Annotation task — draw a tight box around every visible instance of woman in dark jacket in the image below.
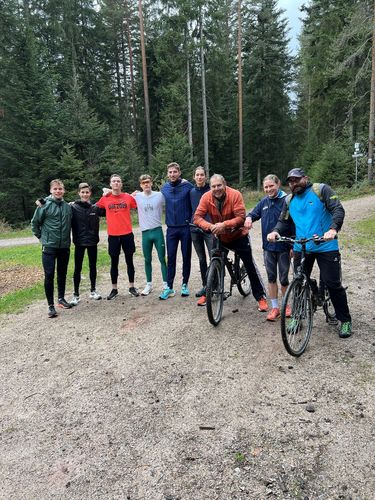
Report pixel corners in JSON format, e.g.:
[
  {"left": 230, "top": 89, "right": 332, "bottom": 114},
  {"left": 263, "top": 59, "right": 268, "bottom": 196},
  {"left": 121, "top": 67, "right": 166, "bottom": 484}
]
[{"left": 70, "top": 183, "right": 105, "bottom": 304}]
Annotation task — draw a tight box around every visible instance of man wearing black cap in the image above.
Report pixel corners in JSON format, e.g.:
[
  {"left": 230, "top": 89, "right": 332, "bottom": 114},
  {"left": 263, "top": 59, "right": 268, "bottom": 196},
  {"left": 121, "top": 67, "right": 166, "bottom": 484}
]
[{"left": 267, "top": 168, "right": 352, "bottom": 338}]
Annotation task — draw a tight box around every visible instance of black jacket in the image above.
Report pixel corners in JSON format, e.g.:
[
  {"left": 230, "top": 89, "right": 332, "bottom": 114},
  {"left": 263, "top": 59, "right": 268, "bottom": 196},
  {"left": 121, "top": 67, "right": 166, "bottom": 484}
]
[{"left": 71, "top": 201, "right": 105, "bottom": 247}]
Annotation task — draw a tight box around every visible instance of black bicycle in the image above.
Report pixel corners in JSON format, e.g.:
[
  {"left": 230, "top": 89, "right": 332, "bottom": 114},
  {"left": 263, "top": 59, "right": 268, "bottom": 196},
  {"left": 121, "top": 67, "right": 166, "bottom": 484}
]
[
  {"left": 276, "top": 235, "right": 338, "bottom": 357},
  {"left": 205, "top": 233, "right": 252, "bottom": 326}
]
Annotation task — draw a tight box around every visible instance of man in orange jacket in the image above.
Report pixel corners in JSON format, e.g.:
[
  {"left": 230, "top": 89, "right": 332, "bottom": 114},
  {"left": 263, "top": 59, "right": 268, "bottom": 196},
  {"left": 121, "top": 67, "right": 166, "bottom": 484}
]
[{"left": 194, "top": 174, "right": 267, "bottom": 311}]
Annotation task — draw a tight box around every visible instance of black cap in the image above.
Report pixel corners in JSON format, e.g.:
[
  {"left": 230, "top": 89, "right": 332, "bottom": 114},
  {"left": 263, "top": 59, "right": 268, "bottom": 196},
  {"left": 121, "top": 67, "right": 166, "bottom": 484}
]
[{"left": 286, "top": 168, "right": 306, "bottom": 181}]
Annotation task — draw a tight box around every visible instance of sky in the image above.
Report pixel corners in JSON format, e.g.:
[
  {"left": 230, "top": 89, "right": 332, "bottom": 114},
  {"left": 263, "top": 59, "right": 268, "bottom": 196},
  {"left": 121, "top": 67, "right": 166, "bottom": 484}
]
[{"left": 277, "top": 0, "right": 306, "bottom": 54}]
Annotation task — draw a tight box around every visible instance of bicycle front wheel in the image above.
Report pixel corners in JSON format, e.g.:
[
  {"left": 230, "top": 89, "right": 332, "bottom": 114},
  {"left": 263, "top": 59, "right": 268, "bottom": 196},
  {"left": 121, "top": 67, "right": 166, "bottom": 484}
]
[
  {"left": 206, "top": 258, "right": 224, "bottom": 326},
  {"left": 281, "top": 279, "right": 313, "bottom": 357},
  {"left": 236, "top": 260, "right": 251, "bottom": 297}
]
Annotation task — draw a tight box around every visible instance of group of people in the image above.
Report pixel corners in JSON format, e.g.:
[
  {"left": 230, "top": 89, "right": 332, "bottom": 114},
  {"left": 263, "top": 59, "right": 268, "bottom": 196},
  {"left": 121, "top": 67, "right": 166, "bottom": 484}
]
[{"left": 31, "top": 163, "right": 352, "bottom": 339}]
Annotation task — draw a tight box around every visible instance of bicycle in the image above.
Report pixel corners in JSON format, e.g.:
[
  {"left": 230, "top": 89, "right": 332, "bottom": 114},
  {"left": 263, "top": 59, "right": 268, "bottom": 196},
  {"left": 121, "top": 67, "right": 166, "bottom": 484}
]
[
  {"left": 190, "top": 224, "right": 252, "bottom": 325},
  {"left": 275, "top": 235, "right": 338, "bottom": 357}
]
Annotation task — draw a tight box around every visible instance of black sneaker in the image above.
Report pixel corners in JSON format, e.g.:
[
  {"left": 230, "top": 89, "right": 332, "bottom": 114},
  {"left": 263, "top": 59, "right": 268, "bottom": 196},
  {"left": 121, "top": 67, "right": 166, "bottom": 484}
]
[
  {"left": 48, "top": 305, "right": 58, "bottom": 318},
  {"left": 107, "top": 289, "right": 118, "bottom": 300},
  {"left": 57, "top": 298, "right": 72, "bottom": 309},
  {"left": 128, "top": 287, "right": 140, "bottom": 297}
]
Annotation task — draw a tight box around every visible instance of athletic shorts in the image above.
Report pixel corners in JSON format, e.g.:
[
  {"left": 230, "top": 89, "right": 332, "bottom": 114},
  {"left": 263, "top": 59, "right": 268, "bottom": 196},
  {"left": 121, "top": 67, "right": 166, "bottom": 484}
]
[{"left": 263, "top": 250, "right": 290, "bottom": 286}]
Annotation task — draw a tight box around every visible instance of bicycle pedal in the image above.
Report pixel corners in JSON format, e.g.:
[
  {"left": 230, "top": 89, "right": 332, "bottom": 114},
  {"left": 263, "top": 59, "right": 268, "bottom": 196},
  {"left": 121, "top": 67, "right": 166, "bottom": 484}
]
[{"left": 223, "top": 292, "right": 231, "bottom": 301}]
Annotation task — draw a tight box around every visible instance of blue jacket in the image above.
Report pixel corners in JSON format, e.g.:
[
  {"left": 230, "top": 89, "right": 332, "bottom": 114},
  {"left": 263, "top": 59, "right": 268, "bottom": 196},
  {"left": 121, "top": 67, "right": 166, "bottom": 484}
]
[
  {"left": 248, "top": 190, "right": 289, "bottom": 252},
  {"left": 161, "top": 178, "right": 193, "bottom": 227},
  {"left": 275, "top": 184, "right": 343, "bottom": 253},
  {"left": 190, "top": 184, "right": 211, "bottom": 232}
]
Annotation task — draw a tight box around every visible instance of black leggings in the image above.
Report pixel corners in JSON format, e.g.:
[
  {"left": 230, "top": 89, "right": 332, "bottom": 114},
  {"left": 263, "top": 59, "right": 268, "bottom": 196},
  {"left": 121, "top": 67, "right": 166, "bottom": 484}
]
[
  {"left": 108, "top": 233, "right": 136, "bottom": 285},
  {"left": 73, "top": 245, "right": 98, "bottom": 295},
  {"left": 42, "top": 247, "right": 70, "bottom": 305}
]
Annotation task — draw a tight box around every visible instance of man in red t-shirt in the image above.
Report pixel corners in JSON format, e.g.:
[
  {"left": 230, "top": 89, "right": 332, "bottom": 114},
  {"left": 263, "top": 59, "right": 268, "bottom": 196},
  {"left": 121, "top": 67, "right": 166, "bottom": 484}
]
[{"left": 96, "top": 174, "right": 139, "bottom": 299}]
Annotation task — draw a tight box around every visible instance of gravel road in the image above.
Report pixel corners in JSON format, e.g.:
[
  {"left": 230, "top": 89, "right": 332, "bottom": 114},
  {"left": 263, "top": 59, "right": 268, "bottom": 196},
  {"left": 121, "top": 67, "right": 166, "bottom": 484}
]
[{"left": 0, "top": 195, "right": 375, "bottom": 499}]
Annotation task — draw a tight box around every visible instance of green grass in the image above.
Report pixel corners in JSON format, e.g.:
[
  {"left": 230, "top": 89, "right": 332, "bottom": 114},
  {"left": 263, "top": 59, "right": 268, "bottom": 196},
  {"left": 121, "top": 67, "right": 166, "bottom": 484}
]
[
  {"left": 0, "top": 245, "right": 110, "bottom": 315},
  {"left": 0, "top": 227, "right": 33, "bottom": 239},
  {"left": 351, "top": 213, "right": 375, "bottom": 248}
]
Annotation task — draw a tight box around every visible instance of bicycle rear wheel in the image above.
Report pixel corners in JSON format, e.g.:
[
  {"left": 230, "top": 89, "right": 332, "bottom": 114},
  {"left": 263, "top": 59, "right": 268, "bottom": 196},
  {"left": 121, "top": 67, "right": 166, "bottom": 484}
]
[
  {"left": 206, "top": 259, "right": 224, "bottom": 326},
  {"left": 281, "top": 279, "right": 313, "bottom": 357},
  {"left": 236, "top": 259, "right": 251, "bottom": 297},
  {"left": 322, "top": 285, "right": 338, "bottom": 325}
]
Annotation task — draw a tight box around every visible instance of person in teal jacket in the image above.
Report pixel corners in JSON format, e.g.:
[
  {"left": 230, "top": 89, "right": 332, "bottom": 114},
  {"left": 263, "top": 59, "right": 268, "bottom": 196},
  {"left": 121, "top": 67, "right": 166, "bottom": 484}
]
[
  {"left": 31, "top": 179, "right": 72, "bottom": 318},
  {"left": 267, "top": 168, "right": 352, "bottom": 338}
]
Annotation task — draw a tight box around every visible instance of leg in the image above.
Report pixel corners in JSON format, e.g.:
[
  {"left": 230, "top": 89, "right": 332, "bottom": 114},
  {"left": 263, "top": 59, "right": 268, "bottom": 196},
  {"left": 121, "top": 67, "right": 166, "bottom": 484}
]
[
  {"left": 153, "top": 227, "right": 168, "bottom": 283},
  {"left": 56, "top": 248, "right": 70, "bottom": 300},
  {"left": 227, "top": 236, "right": 266, "bottom": 302},
  {"left": 180, "top": 226, "right": 192, "bottom": 285},
  {"left": 142, "top": 230, "right": 154, "bottom": 283},
  {"left": 316, "top": 252, "right": 351, "bottom": 323},
  {"left": 191, "top": 231, "right": 209, "bottom": 287},
  {"left": 108, "top": 236, "right": 121, "bottom": 287},
  {"left": 42, "top": 248, "right": 56, "bottom": 305},
  {"left": 121, "top": 233, "right": 136, "bottom": 285},
  {"left": 73, "top": 246, "right": 85, "bottom": 295},
  {"left": 277, "top": 251, "right": 291, "bottom": 298},
  {"left": 166, "top": 227, "right": 179, "bottom": 289},
  {"left": 87, "top": 245, "right": 98, "bottom": 292}
]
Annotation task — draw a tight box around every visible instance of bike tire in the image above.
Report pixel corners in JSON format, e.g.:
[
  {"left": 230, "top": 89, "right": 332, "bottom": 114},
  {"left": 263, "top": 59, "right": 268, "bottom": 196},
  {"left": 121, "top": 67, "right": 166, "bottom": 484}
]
[
  {"left": 206, "top": 258, "right": 224, "bottom": 326},
  {"left": 322, "top": 285, "right": 338, "bottom": 325},
  {"left": 236, "top": 260, "right": 251, "bottom": 297},
  {"left": 281, "top": 279, "right": 313, "bottom": 357}
]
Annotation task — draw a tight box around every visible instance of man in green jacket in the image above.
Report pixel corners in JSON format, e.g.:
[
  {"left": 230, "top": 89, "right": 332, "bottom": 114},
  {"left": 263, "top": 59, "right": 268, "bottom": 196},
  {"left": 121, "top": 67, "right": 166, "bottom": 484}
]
[{"left": 31, "top": 179, "right": 72, "bottom": 318}]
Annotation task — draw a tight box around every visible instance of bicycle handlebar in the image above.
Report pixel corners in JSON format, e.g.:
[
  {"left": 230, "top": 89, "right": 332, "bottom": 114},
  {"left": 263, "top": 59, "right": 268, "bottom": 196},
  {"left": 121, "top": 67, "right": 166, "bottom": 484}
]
[
  {"left": 188, "top": 222, "right": 242, "bottom": 234},
  {"left": 275, "top": 234, "right": 336, "bottom": 245}
]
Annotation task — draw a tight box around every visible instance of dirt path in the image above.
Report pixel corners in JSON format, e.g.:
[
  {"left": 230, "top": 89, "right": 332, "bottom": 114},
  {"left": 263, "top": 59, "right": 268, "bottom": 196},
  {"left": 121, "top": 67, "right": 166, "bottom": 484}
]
[{"left": 1, "top": 196, "right": 375, "bottom": 499}]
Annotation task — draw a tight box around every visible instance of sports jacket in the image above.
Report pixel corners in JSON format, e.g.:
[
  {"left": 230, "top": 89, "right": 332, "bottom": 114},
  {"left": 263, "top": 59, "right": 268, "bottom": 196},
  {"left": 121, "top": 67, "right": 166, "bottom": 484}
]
[
  {"left": 71, "top": 201, "right": 105, "bottom": 246},
  {"left": 31, "top": 196, "right": 72, "bottom": 248},
  {"left": 161, "top": 178, "right": 193, "bottom": 227}
]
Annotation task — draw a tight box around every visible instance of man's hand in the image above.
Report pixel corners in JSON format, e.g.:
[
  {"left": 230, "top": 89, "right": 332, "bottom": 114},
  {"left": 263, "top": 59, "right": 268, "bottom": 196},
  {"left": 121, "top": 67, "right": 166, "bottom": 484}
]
[
  {"left": 323, "top": 228, "right": 337, "bottom": 241},
  {"left": 267, "top": 231, "right": 280, "bottom": 242},
  {"left": 102, "top": 188, "right": 111, "bottom": 196},
  {"left": 211, "top": 222, "right": 226, "bottom": 235},
  {"left": 244, "top": 217, "right": 253, "bottom": 230}
]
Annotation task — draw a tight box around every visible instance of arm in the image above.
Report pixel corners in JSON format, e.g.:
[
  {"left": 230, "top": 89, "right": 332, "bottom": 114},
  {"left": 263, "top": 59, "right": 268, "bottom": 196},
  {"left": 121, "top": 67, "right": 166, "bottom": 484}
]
[
  {"left": 194, "top": 196, "right": 212, "bottom": 232},
  {"left": 31, "top": 206, "right": 45, "bottom": 239},
  {"left": 245, "top": 199, "right": 263, "bottom": 229}
]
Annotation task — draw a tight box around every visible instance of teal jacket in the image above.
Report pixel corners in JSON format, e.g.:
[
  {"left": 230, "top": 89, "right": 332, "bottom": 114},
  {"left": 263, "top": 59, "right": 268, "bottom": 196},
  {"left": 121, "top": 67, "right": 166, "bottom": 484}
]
[{"left": 31, "top": 196, "right": 72, "bottom": 248}]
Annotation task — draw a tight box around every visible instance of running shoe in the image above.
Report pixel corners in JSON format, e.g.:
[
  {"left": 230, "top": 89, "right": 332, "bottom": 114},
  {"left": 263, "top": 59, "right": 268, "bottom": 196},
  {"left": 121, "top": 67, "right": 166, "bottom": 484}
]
[
  {"left": 70, "top": 295, "right": 80, "bottom": 306},
  {"left": 197, "top": 295, "right": 206, "bottom": 306},
  {"left": 107, "top": 289, "right": 118, "bottom": 300},
  {"left": 195, "top": 287, "right": 206, "bottom": 298},
  {"left": 90, "top": 290, "right": 102, "bottom": 300},
  {"left": 266, "top": 307, "right": 280, "bottom": 321},
  {"left": 129, "top": 287, "right": 140, "bottom": 297},
  {"left": 141, "top": 283, "right": 153, "bottom": 296},
  {"left": 285, "top": 304, "right": 292, "bottom": 317},
  {"left": 159, "top": 288, "right": 176, "bottom": 300},
  {"left": 181, "top": 283, "right": 190, "bottom": 297},
  {"left": 48, "top": 305, "right": 58, "bottom": 318},
  {"left": 57, "top": 298, "right": 72, "bottom": 309},
  {"left": 339, "top": 321, "right": 352, "bottom": 338},
  {"left": 257, "top": 297, "right": 268, "bottom": 312}
]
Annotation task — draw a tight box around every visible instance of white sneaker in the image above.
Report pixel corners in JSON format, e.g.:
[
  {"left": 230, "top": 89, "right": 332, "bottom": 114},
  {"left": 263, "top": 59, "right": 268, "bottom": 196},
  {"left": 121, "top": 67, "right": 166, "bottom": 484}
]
[
  {"left": 90, "top": 290, "right": 102, "bottom": 300},
  {"left": 141, "top": 283, "right": 153, "bottom": 296},
  {"left": 70, "top": 295, "right": 80, "bottom": 306}
]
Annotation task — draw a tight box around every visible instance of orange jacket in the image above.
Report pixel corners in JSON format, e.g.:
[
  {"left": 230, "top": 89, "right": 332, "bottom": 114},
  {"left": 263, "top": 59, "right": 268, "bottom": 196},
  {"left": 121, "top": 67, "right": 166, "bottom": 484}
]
[{"left": 193, "top": 186, "right": 248, "bottom": 243}]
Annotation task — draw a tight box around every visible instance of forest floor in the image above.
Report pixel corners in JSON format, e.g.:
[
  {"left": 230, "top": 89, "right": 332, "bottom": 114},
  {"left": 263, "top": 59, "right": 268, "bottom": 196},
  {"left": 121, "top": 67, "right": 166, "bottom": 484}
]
[{"left": 1, "top": 195, "right": 375, "bottom": 500}]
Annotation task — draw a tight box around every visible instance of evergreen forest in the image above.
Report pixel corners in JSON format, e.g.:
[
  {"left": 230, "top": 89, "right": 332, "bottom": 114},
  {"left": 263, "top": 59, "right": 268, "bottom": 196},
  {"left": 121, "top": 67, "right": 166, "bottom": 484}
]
[{"left": 0, "top": 0, "right": 374, "bottom": 224}]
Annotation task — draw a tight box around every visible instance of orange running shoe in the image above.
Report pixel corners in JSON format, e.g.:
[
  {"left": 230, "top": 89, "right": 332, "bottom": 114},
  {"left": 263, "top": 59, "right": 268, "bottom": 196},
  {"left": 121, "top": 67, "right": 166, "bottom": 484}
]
[
  {"left": 197, "top": 295, "right": 206, "bottom": 306},
  {"left": 266, "top": 307, "right": 280, "bottom": 321},
  {"left": 285, "top": 304, "right": 292, "bottom": 317},
  {"left": 257, "top": 297, "right": 269, "bottom": 312}
]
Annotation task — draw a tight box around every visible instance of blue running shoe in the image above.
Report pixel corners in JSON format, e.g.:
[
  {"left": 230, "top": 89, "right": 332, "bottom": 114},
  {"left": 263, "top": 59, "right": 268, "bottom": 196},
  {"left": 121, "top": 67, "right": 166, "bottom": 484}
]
[
  {"left": 159, "top": 287, "right": 176, "bottom": 300},
  {"left": 181, "top": 283, "right": 189, "bottom": 297}
]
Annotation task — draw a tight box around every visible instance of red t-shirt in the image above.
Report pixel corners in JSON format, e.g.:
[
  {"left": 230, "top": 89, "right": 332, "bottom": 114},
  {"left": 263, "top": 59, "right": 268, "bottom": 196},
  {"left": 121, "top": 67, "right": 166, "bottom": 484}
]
[{"left": 96, "top": 193, "right": 137, "bottom": 236}]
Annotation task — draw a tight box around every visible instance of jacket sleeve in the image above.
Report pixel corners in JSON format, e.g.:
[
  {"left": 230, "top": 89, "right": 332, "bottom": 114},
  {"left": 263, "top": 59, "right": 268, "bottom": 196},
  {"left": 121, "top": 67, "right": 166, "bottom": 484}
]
[
  {"left": 320, "top": 184, "right": 345, "bottom": 231},
  {"left": 273, "top": 199, "right": 295, "bottom": 236},
  {"left": 222, "top": 191, "right": 246, "bottom": 230},
  {"left": 193, "top": 196, "right": 212, "bottom": 232},
  {"left": 247, "top": 199, "right": 263, "bottom": 221},
  {"left": 31, "top": 206, "right": 45, "bottom": 239}
]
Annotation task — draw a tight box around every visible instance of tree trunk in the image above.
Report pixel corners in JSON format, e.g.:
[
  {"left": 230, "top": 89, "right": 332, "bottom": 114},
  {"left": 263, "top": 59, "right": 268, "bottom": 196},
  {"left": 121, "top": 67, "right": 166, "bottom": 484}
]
[
  {"left": 138, "top": 0, "right": 152, "bottom": 164},
  {"left": 187, "top": 53, "right": 193, "bottom": 152},
  {"left": 368, "top": 0, "right": 375, "bottom": 183},
  {"left": 124, "top": 0, "right": 138, "bottom": 140},
  {"left": 237, "top": 0, "right": 243, "bottom": 183},
  {"left": 200, "top": 10, "right": 209, "bottom": 175}
]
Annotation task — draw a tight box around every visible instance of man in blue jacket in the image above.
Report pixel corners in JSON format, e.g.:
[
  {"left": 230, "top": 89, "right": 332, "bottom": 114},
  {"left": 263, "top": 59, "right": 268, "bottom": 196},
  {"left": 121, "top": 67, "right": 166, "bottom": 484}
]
[
  {"left": 267, "top": 168, "right": 352, "bottom": 338},
  {"left": 160, "top": 162, "right": 193, "bottom": 299}
]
